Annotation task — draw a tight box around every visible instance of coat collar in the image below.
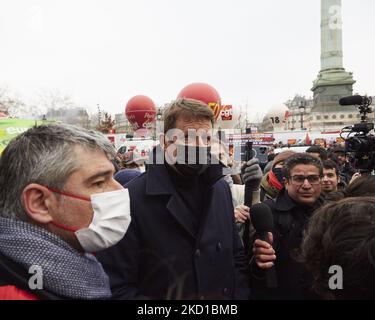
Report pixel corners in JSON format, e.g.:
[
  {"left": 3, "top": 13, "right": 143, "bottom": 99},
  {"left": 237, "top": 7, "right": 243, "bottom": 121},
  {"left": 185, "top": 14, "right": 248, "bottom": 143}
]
[
  {"left": 275, "top": 188, "right": 325, "bottom": 213},
  {"left": 145, "top": 163, "right": 196, "bottom": 239},
  {"left": 275, "top": 188, "right": 296, "bottom": 212},
  {"left": 144, "top": 146, "right": 225, "bottom": 240}
]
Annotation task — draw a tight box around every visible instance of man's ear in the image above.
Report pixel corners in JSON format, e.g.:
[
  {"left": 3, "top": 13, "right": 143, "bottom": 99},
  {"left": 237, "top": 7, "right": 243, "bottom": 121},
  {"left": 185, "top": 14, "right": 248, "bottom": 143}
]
[
  {"left": 283, "top": 177, "right": 289, "bottom": 189},
  {"left": 22, "top": 184, "right": 54, "bottom": 225}
]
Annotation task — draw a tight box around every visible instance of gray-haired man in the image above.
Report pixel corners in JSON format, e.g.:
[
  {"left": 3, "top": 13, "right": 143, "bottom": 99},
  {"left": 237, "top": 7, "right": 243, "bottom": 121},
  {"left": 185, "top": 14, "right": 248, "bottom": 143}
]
[{"left": 0, "top": 124, "right": 131, "bottom": 300}]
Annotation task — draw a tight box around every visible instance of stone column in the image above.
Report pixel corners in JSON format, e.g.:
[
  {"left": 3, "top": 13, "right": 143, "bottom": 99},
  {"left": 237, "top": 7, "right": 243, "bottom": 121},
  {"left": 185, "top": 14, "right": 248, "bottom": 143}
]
[
  {"left": 321, "top": 0, "right": 343, "bottom": 71},
  {"left": 311, "top": 0, "right": 356, "bottom": 131}
]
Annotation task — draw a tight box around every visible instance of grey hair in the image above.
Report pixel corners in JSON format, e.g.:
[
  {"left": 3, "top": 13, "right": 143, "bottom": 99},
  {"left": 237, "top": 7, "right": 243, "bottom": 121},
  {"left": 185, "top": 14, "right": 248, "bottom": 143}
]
[{"left": 0, "top": 124, "right": 116, "bottom": 220}]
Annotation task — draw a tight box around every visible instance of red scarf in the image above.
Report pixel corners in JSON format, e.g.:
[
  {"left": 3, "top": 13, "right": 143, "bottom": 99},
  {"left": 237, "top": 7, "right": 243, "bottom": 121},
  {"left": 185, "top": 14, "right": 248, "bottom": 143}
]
[{"left": 268, "top": 170, "right": 283, "bottom": 190}]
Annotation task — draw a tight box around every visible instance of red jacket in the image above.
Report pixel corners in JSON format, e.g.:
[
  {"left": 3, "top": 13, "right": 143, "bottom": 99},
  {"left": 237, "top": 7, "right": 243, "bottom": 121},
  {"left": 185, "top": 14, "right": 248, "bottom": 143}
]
[{"left": 0, "top": 285, "right": 38, "bottom": 300}]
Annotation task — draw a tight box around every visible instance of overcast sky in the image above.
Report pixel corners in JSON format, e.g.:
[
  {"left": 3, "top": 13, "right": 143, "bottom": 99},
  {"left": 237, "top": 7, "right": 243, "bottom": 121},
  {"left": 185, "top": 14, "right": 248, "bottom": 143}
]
[{"left": 0, "top": 0, "right": 374, "bottom": 120}]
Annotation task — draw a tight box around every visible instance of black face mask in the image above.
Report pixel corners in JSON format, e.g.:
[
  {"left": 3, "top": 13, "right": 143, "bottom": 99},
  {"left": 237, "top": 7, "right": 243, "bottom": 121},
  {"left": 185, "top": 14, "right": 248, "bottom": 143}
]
[
  {"left": 272, "top": 167, "right": 284, "bottom": 185},
  {"left": 174, "top": 144, "right": 211, "bottom": 177}
]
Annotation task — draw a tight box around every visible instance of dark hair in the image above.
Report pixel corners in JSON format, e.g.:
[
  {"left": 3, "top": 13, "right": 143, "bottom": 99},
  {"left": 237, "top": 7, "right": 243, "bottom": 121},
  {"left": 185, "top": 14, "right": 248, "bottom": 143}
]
[
  {"left": 282, "top": 153, "right": 323, "bottom": 180},
  {"left": 327, "top": 152, "right": 340, "bottom": 165},
  {"left": 267, "top": 153, "right": 276, "bottom": 162},
  {"left": 306, "top": 146, "right": 328, "bottom": 161},
  {"left": 162, "top": 98, "right": 215, "bottom": 134},
  {"left": 299, "top": 197, "right": 375, "bottom": 299},
  {"left": 326, "top": 175, "right": 375, "bottom": 201},
  {"left": 322, "top": 160, "right": 339, "bottom": 177}
]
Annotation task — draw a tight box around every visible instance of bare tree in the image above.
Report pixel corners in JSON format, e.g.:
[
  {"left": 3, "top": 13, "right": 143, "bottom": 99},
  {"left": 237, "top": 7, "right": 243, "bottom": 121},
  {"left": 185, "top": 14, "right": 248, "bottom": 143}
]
[
  {"left": 38, "top": 89, "right": 77, "bottom": 111},
  {"left": 0, "top": 86, "right": 42, "bottom": 118},
  {"left": 45, "top": 106, "right": 90, "bottom": 128},
  {"left": 0, "top": 86, "right": 12, "bottom": 115},
  {"left": 88, "top": 112, "right": 101, "bottom": 130},
  {"left": 0, "top": 86, "right": 9, "bottom": 102},
  {"left": 39, "top": 89, "right": 90, "bottom": 128}
]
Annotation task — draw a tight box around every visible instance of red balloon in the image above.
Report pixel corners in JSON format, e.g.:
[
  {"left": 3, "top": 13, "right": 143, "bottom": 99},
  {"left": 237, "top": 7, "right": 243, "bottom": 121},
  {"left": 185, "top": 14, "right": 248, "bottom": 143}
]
[
  {"left": 125, "top": 95, "right": 156, "bottom": 131},
  {"left": 177, "top": 82, "right": 222, "bottom": 120}
]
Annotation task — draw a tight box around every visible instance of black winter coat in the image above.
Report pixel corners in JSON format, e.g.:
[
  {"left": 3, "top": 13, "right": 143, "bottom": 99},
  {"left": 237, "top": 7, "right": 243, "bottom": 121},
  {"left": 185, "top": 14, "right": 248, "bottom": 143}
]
[
  {"left": 97, "top": 162, "right": 250, "bottom": 300},
  {"left": 250, "top": 188, "right": 324, "bottom": 300}
]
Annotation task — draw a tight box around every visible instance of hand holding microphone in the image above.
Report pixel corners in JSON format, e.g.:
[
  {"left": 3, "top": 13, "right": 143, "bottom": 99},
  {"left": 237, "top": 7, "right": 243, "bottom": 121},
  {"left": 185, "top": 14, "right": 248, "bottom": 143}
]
[
  {"left": 251, "top": 203, "right": 278, "bottom": 288},
  {"left": 253, "top": 232, "right": 276, "bottom": 269}
]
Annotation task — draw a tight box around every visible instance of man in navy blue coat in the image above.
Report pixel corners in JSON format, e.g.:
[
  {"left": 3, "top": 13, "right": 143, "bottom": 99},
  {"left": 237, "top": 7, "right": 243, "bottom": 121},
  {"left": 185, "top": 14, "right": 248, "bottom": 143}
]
[{"left": 97, "top": 98, "right": 250, "bottom": 300}]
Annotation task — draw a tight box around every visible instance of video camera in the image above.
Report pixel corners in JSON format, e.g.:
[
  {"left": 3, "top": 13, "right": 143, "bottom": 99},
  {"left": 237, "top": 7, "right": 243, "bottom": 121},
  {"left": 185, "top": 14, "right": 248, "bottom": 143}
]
[{"left": 339, "top": 95, "right": 375, "bottom": 173}]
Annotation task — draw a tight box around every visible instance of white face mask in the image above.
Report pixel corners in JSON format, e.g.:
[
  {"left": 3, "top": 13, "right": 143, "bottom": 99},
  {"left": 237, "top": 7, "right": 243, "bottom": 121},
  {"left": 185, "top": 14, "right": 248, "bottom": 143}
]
[
  {"left": 75, "top": 189, "right": 131, "bottom": 252},
  {"left": 49, "top": 188, "right": 131, "bottom": 253}
]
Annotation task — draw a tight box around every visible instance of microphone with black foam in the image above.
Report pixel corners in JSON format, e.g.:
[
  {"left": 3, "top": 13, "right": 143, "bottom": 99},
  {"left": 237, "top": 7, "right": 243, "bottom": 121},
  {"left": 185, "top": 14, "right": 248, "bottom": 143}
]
[
  {"left": 339, "top": 95, "right": 372, "bottom": 106},
  {"left": 251, "top": 202, "right": 278, "bottom": 288},
  {"left": 242, "top": 141, "right": 254, "bottom": 258}
]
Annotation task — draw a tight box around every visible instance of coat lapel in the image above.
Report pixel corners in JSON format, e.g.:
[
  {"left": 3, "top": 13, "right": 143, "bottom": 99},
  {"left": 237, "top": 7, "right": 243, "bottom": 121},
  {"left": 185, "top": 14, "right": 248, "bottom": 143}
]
[
  {"left": 166, "top": 194, "right": 196, "bottom": 240},
  {"left": 146, "top": 162, "right": 196, "bottom": 240}
]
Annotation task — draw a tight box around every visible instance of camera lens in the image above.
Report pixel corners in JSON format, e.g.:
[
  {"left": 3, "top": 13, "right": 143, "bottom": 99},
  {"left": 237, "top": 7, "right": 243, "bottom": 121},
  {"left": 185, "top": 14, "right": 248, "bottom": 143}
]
[{"left": 346, "top": 137, "right": 362, "bottom": 152}]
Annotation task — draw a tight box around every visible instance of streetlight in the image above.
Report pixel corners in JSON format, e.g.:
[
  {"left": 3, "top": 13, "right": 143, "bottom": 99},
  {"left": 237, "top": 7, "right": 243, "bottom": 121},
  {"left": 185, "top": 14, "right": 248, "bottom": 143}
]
[
  {"left": 155, "top": 108, "right": 163, "bottom": 139},
  {"left": 156, "top": 108, "right": 163, "bottom": 121},
  {"left": 299, "top": 100, "right": 306, "bottom": 130},
  {"left": 291, "top": 113, "right": 295, "bottom": 130}
]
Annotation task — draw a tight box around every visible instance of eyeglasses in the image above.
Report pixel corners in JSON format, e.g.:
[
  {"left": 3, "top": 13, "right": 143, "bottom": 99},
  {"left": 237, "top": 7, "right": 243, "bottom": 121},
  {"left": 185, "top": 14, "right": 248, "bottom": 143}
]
[{"left": 290, "top": 175, "right": 321, "bottom": 185}]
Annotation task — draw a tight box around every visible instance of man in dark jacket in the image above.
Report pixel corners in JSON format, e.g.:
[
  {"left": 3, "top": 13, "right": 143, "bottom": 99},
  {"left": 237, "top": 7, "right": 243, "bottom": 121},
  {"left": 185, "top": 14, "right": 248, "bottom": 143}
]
[
  {"left": 251, "top": 153, "right": 324, "bottom": 300},
  {"left": 97, "top": 98, "right": 250, "bottom": 300}
]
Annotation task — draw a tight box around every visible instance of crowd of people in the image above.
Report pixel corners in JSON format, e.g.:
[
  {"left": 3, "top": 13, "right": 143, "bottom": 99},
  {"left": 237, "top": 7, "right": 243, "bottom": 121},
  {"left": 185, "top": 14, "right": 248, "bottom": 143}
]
[{"left": 0, "top": 97, "right": 374, "bottom": 300}]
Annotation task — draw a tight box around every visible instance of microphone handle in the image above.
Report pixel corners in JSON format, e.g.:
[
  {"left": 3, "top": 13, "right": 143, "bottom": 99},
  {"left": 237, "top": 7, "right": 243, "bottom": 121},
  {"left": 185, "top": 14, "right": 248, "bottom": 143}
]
[
  {"left": 242, "top": 183, "right": 253, "bottom": 258},
  {"left": 259, "top": 231, "right": 278, "bottom": 289}
]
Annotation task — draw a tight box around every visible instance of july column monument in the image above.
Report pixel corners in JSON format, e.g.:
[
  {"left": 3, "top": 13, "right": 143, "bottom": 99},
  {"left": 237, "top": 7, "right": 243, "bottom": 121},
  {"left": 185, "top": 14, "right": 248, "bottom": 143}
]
[{"left": 311, "top": 0, "right": 356, "bottom": 130}]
